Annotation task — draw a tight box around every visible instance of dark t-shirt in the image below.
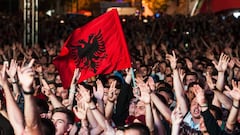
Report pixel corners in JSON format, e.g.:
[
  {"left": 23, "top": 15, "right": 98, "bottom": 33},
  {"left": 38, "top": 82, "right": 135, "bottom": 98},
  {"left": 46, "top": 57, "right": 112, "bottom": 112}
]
[{"left": 0, "top": 113, "right": 14, "bottom": 135}]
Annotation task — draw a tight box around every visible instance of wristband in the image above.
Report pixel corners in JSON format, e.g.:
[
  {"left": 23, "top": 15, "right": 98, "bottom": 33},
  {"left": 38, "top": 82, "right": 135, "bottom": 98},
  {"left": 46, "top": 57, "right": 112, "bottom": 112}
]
[
  {"left": 23, "top": 89, "right": 35, "bottom": 95},
  {"left": 232, "top": 104, "right": 240, "bottom": 109},
  {"left": 89, "top": 106, "right": 97, "bottom": 110},
  {"left": 200, "top": 104, "right": 208, "bottom": 108}
]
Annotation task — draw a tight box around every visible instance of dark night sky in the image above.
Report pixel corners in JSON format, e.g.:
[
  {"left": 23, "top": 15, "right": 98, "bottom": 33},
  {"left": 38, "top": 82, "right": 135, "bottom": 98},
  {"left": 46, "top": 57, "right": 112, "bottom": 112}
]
[{"left": 0, "top": 0, "right": 19, "bottom": 14}]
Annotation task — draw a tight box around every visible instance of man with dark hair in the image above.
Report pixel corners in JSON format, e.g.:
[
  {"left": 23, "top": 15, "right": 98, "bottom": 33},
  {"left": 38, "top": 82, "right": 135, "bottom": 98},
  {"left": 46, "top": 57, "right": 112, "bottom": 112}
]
[
  {"left": 184, "top": 71, "right": 199, "bottom": 90},
  {"left": 52, "top": 107, "right": 75, "bottom": 135},
  {"left": 124, "top": 123, "right": 150, "bottom": 135}
]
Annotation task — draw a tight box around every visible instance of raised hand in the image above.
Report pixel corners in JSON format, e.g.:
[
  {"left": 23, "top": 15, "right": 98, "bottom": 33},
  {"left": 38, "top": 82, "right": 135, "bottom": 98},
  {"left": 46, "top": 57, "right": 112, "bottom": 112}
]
[
  {"left": 135, "top": 77, "right": 151, "bottom": 104},
  {"left": 72, "top": 68, "right": 81, "bottom": 84},
  {"left": 206, "top": 72, "right": 215, "bottom": 90},
  {"left": 228, "top": 58, "right": 235, "bottom": 70},
  {"left": 78, "top": 84, "right": 91, "bottom": 103},
  {"left": 6, "top": 59, "right": 18, "bottom": 80},
  {"left": 178, "top": 68, "right": 185, "bottom": 82},
  {"left": 146, "top": 76, "right": 155, "bottom": 91},
  {"left": 107, "top": 80, "right": 119, "bottom": 102},
  {"left": 41, "top": 79, "right": 53, "bottom": 97},
  {"left": 225, "top": 80, "right": 240, "bottom": 101},
  {"left": 73, "top": 102, "right": 88, "bottom": 120},
  {"left": 93, "top": 79, "right": 104, "bottom": 100},
  {"left": 171, "top": 106, "right": 183, "bottom": 125},
  {"left": 185, "top": 58, "right": 193, "bottom": 71},
  {"left": 138, "top": 90, "right": 151, "bottom": 104},
  {"left": 192, "top": 84, "right": 206, "bottom": 106},
  {"left": 135, "top": 76, "right": 150, "bottom": 93},
  {"left": 212, "top": 53, "right": 230, "bottom": 72},
  {"left": 166, "top": 50, "right": 177, "bottom": 70},
  {"left": 17, "top": 59, "right": 35, "bottom": 91}
]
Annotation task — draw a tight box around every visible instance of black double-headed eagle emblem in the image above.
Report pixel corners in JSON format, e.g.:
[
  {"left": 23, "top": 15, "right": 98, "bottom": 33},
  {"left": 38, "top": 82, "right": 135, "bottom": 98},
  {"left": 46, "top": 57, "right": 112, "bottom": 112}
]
[{"left": 67, "top": 30, "right": 107, "bottom": 73}]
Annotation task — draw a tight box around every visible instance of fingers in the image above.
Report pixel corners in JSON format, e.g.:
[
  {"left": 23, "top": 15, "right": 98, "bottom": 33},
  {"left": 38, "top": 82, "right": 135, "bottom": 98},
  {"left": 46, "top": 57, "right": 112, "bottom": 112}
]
[
  {"left": 224, "top": 85, "right": 231, "bottom": 92},
  {"left": 28, "top": 59, "right": 35, "bottom": 68},
  {"left": 172, "top": 50, "right": 176, "bottom": 58},
  {"left": 74, "top": 68, "right": 79, "bottom": 75},
  {"left": 1, "top": 61, "right": 7, "bottom": 76},
  {"left": 96, "top": 79, "right": 103, "bottom": 87},
  {"left": 21, "top": 57, "right": 26, "bottom": 67},
  {"left": 41, "top": 79, "right": 50, "bottom": 89},
  {"left": 232, "top": 80, "right": 237, "bottom": 88},
  {"left": 110, "top": 80, "right": 116, "bottom": 89},
  {"left": 212, "top": 61, "right": 217, "bottom": 68}
]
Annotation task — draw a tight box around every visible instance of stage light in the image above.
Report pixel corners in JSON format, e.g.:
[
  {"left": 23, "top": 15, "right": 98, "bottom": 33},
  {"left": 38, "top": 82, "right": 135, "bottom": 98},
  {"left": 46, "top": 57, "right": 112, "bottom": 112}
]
[
  {"left": 233, "top": 11, "right": 240, "bottom": 18},
  {"left": 60, "top": 20, "right": 64, "bottom": 24},
  {"left": 143, "top": 19, "right": 148, "bottom": 23}
]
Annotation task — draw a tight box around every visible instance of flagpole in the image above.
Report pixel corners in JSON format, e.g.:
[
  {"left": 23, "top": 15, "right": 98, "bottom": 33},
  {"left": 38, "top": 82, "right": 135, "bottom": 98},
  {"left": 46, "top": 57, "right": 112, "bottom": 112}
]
[{"left": 130, "top": 67, "right": 136, "bottom": 87}]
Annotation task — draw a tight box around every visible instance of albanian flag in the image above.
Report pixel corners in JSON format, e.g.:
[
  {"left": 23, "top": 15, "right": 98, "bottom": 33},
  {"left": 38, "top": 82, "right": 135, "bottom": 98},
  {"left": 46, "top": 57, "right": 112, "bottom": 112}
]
[{"left": 53, "top": 9, "right": 131, "bottom": 89}]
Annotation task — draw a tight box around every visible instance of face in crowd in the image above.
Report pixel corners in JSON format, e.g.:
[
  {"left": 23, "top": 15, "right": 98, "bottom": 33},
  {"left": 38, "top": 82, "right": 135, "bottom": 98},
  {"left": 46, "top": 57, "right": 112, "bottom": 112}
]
[
  {"left": 51, "top": 108, "right": 74, "bottom": 135},
  {"left": 190, "top": 98, "right": 201, "bottom": 120}
]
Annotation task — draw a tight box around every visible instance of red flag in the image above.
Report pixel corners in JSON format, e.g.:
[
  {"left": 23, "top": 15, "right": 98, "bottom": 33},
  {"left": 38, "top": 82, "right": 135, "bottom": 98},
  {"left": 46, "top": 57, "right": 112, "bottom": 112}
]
[{"left": 53, "top": 9, "right": 131, "bottom": 89}]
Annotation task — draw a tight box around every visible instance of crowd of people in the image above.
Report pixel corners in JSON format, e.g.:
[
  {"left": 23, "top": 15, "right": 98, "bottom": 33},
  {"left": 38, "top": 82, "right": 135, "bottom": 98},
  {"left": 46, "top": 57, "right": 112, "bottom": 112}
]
[{"left": 0, "top": 10, "right": 240, "bottom": 135}]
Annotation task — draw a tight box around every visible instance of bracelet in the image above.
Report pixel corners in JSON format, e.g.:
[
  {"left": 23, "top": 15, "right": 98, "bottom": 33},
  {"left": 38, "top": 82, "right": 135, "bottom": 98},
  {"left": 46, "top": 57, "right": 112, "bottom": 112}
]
[
  {"left": 89, "top": 106, "right": 97, "bottom": 110},
  {"left": 200, "top": 104, "right": 208, "bottom": 108},
  {"left": 232, "top": 104, "right": 240, "bottom": 109},
  {"left": 23, "top": 89, "right": 35, "bottom": 95}
]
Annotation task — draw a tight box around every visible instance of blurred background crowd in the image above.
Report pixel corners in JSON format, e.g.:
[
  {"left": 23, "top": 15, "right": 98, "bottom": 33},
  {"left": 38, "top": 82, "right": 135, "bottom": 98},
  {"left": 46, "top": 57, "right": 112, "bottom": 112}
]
[{"left": 1, "top": 0, "right": 240, "bottom": 135}]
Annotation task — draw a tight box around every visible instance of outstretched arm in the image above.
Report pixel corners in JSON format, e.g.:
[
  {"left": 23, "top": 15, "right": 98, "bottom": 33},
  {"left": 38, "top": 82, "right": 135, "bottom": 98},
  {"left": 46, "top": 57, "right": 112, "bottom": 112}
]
[
  {"left": 68, "top": 68, "right": 81, "bottom": 110},
  {"left": 93, "top": 79, "right": 105, "bottom": 114},
  {"left": 225, "top": 80, "right": 240, "bottom": 131},
  {"left": 41, "top": 79, "right": 64, "bottom": 108},
  {"left": 136, "top": 77, "right": 154, "bottom": 134},
  {"left": 1, "top": 62, "right": 24, "bottom": 135},
  {"left": 166, "top": 51, "right": 188, "bottom": 115},
  {"left": 147, "top": 76, "right": 171, "bottom": 123},
  {"left": 104, "top": 80, "right": 118, "bottom": 120},
  {"left": 80, "top": 84, "right": 107, "bottom": 131},
  {"left": 17, "top": 59, "right": 42, "bottom": 134},
  {"left": 6, "top": 59, "right": 19, "bottom": 97},
  {"left": 193, "top": 84, "right": 223, "bottom": 135},
  {"left": 124, "top": 68, "right": 132, "bottom": 85},
  {"left": 206, "top": 72, "right": 232, "bottom": 110},
  {"left": 171, "top": 106, "right": 183, "bottom": 135},
  {"left": 213, "top": 53, "right": 230, "bottom": 91},
  {"left": 73, "top": 101, "right": 89, "bottom": 135}
]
